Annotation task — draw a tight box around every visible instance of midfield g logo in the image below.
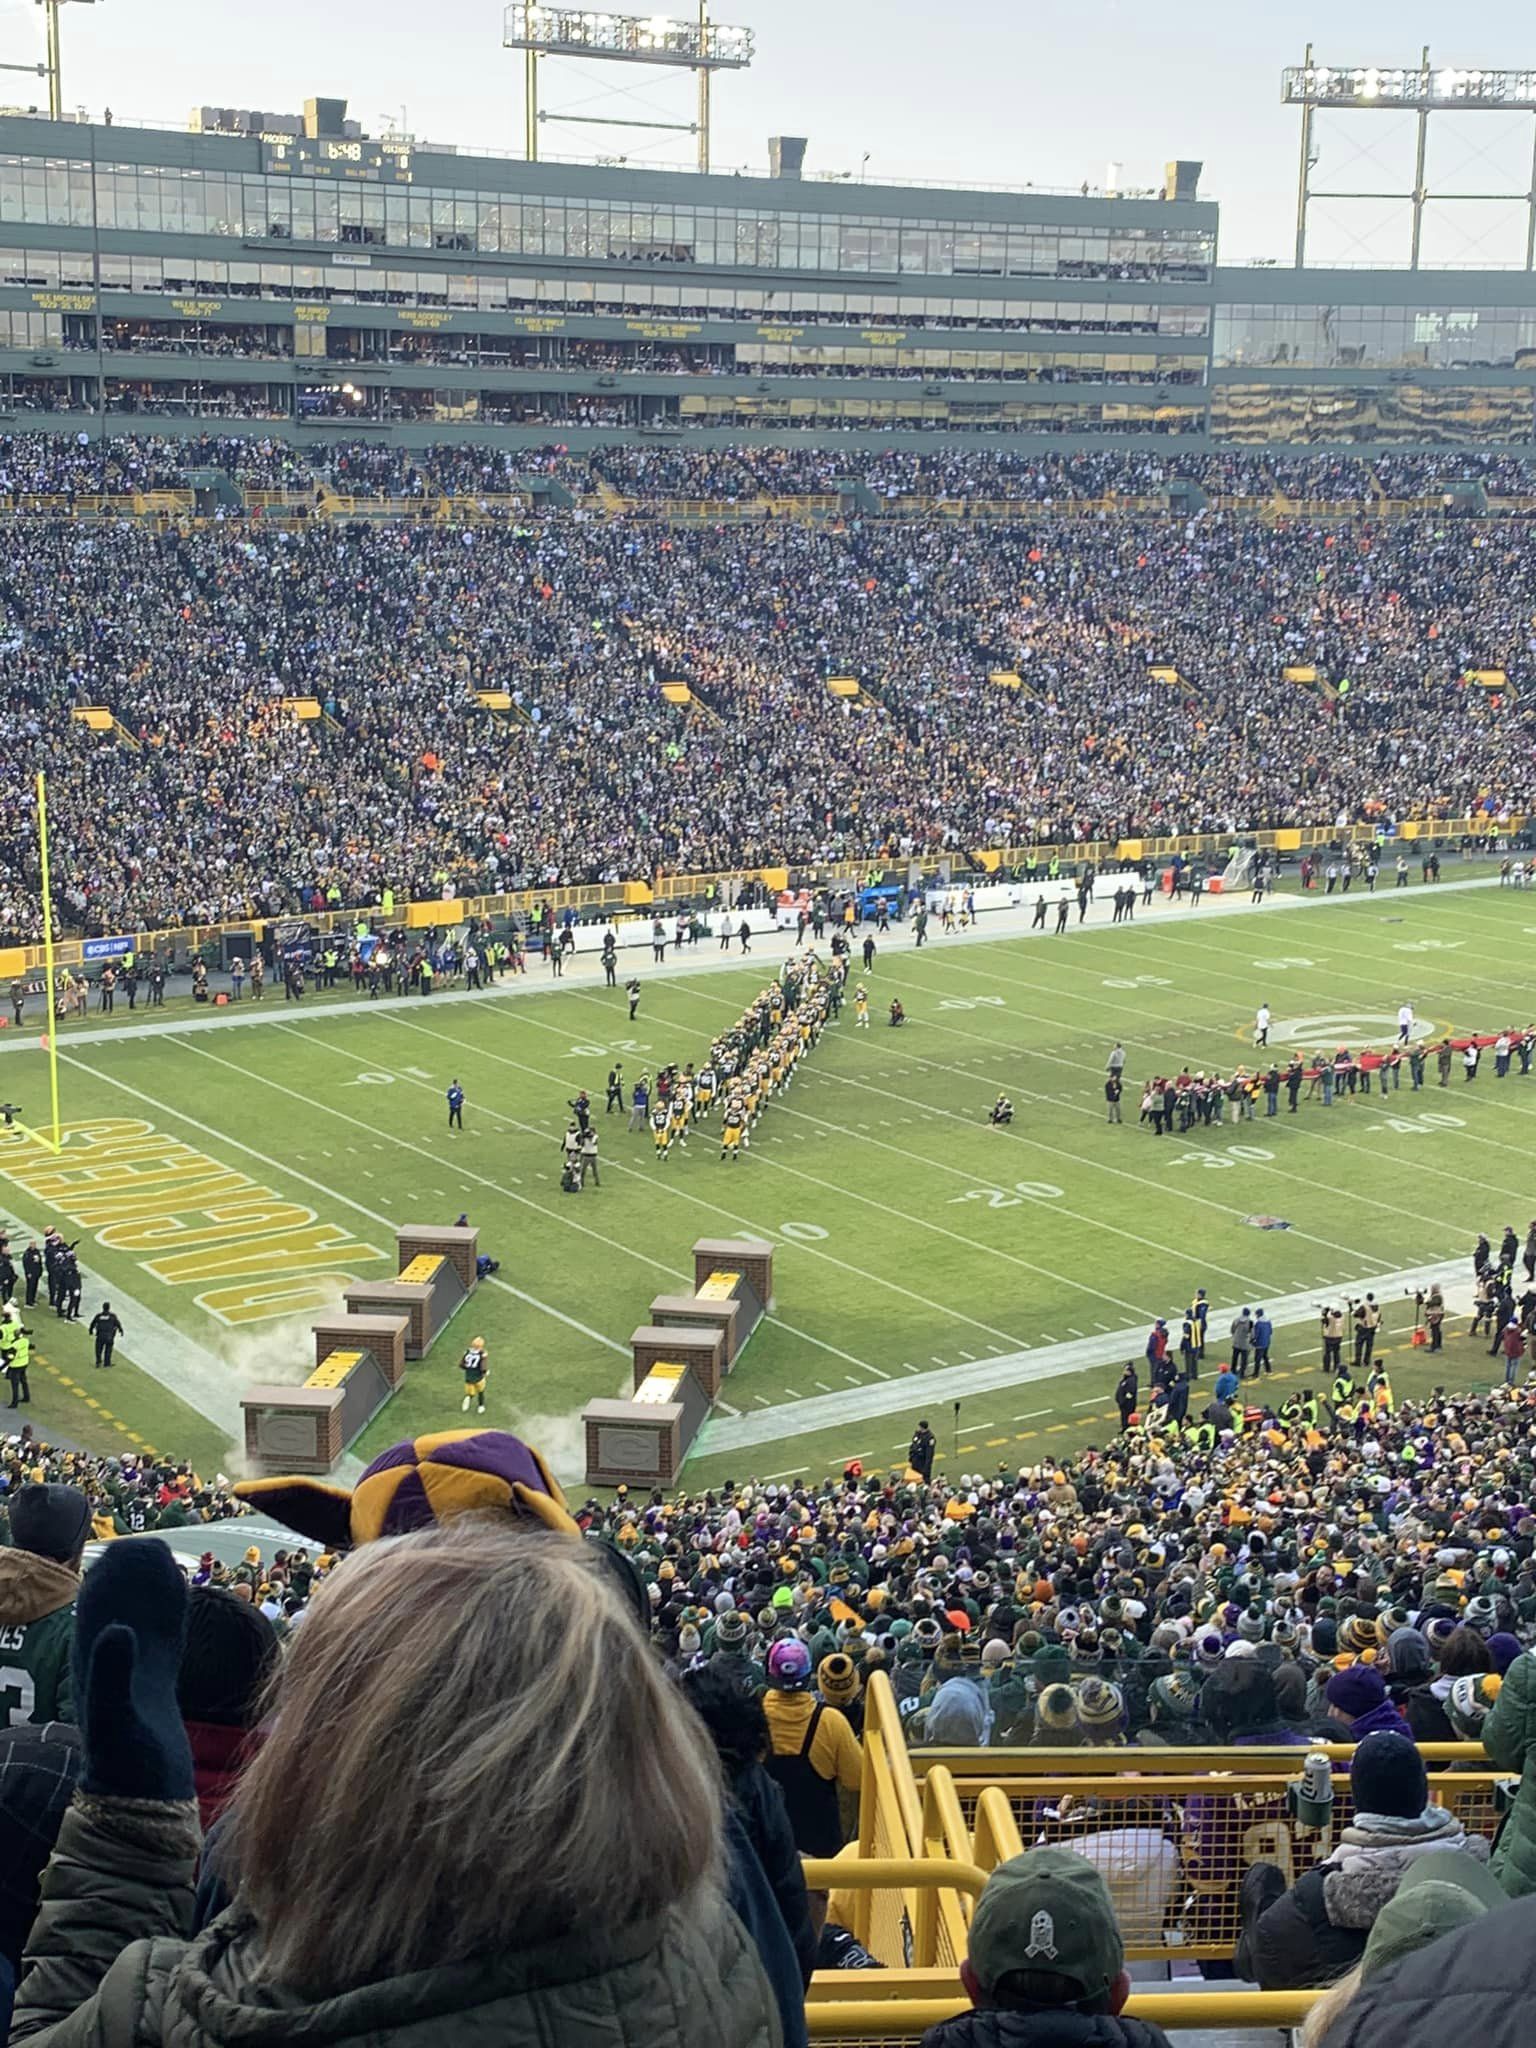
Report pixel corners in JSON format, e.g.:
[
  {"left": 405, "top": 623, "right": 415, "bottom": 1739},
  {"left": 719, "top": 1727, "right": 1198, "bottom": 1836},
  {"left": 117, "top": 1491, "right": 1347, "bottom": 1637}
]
[{"left": 1266, "top": 1012, "right": 1438, "bottom": 1048}]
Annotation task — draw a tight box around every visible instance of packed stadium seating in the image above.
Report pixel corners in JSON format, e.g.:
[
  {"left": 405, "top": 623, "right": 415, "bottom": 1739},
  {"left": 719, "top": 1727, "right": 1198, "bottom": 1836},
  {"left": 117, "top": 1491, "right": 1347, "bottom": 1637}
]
[
  {"left": 0, "top": 438, "right": 1532, "bottom": 944},
  {"left": 4, "top": 1366, "right": 1534, "bottom": 2041},
  {"left": 6, "top": 422, "right": 1536, "bottom": 2038}
]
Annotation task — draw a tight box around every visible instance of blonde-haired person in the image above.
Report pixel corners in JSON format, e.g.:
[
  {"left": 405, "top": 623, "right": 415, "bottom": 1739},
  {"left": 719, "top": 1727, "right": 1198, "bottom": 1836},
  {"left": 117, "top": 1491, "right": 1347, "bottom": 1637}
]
[{"left": 12, "top": 1526, "right": 780, "bottom": 2048}]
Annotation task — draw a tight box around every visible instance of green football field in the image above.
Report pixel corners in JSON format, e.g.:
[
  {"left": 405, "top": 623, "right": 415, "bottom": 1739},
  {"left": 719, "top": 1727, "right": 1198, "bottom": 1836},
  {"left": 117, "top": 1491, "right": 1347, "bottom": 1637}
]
[{"left": 1, "top": 867, "right": 1531, "bottom": 1489}]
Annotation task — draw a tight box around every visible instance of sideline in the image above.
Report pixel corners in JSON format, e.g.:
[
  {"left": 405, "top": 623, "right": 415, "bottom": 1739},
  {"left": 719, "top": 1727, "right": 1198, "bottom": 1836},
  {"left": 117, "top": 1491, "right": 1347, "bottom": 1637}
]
[
  {"left": 0, "top": 869, "right": 1503, "bottom": 1056},
  {"left": 0, "top": 1185, "right": 245, "bottom": 1442},
  {"left": 696, "top": 1257, "right": 1474, "bottom": 1456}
]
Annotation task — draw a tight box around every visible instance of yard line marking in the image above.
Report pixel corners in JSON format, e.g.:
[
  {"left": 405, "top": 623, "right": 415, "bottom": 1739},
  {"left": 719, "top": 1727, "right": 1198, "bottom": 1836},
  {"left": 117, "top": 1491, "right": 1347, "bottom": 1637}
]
[
  {"left": 372, "top": 1012, "right": 1018, "bottom": 1361},
  {"left": 296, "top": 1015, "right": 913, "bottom": 1368},
  {"left": 1014, "top": 1409, "right": 1049, "bottom": 1421},
  {"left": 678, "top": 987, "right": 1286, "bottom": 1298},
  {"left": 815, "top": 1381, "right": 834, "bottom": 1392},
  {"left": 958, "top": 1349, "right": 976, "bottom": 1362},
  {"left": 2, "top": 870, "right": 1501, "bottom": 1063},
  {"left": 1072, "top": 1395, "right": 1106, "bottom": 1408},
  {"left": 63, "top": 1046, "right": 634, "bottom": 1360},
  {"left": 754, "top": 1395, "right": 772, "bottom": 1406},
  {"left": 696, "top": 1251, "right": 1476, "bottom": 1454},
  {"left": 758, "top": 1466, "right": 808, "bottom": 1482},
  {"left": 844, "top": 1375, "right": 863, "bottom": 1385},
  {"left": 917, "top": 943, "right": 1517, "bottom": 1227},
  {"left": 860, "top": 1361, "right": 891, "bottom": 1379}
]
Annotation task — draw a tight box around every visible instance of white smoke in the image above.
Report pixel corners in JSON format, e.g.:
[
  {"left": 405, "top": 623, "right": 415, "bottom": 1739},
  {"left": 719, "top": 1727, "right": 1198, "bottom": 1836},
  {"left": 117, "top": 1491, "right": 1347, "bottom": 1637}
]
[
  {"left": 175, "top": 1297, "right": 352, "bottom": 1482},
  {"left": 507, "top": 1407, "right": 589, "bottom": 1487}
]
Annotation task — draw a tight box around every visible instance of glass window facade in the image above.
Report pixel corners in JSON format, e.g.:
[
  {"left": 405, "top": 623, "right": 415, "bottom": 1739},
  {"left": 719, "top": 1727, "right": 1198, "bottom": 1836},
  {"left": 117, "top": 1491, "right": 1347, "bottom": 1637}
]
[
  {"left": 1216, "top": 302, "right": 1536, "bottom": 370},
  {"left": 1211, "top": 383, "right": 1535, "bottom": 445},
  {"left": 0, "top": 247, "right": 1213, "bottom": 339},
  {"left": 0, "top": 155, "right": 1215, "bottom": 281}
]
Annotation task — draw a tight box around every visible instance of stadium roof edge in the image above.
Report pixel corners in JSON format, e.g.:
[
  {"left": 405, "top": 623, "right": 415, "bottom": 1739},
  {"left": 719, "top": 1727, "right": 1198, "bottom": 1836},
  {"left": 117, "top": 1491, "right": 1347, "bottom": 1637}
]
[{"left": 0, "top": 111, "right": 1218, "bottom": 226}]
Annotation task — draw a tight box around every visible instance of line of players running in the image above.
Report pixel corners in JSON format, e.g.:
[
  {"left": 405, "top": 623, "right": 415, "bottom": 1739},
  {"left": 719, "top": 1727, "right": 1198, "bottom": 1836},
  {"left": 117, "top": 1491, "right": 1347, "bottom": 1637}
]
[{"left": 649, "top": 955, "right": 844, "bottom": 1164}]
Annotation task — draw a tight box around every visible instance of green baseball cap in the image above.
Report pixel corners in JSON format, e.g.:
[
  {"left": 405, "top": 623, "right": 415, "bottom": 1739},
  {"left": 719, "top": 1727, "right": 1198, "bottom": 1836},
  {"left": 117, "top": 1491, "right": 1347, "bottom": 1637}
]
[
  {"left": 1359, "top": 1852, "right": 1508, "bottom": 1982},
  {"left": 967, "top": 1849, "right": 1123, "bottom": 2003}
]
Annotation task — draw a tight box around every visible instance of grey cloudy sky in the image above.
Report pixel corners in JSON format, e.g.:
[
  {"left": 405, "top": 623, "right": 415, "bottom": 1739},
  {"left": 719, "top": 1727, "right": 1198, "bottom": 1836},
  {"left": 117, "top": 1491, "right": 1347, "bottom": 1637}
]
[{"left": 13, "top": 0, "right": 1536, "bottom": 265}]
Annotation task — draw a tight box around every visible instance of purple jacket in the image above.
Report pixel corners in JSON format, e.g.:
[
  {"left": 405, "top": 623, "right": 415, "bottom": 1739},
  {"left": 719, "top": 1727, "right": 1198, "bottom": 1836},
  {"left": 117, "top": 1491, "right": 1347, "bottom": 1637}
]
[{"left": 1348, "top": 1698, "right": 1410, "bottom": 1740}]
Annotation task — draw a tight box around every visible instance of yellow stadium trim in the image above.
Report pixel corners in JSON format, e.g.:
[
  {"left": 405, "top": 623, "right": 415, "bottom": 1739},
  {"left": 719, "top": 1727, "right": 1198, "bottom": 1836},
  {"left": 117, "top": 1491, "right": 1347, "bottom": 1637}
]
[
  {"left": 307, "top": 1349, "right": 364, "bottom": 1390},
  {"left": 397, "top": 1253, "right": 444, "bottom": 1286},
  {"left": 634, "top": 1361, "right": 688, "bottom": 1404}
]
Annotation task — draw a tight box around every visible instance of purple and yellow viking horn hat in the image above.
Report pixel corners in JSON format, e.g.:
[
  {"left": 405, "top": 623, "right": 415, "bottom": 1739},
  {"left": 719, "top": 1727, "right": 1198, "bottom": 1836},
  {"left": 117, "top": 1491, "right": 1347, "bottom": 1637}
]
[{"left": 233, "top": 1430, "right": 579, "bottom": 1550}]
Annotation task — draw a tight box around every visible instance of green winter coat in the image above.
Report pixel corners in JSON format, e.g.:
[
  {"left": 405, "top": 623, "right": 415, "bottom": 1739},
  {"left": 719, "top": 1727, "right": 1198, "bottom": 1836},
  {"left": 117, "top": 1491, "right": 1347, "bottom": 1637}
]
[
  {"left": 1483, "top": 1646, "right": 1536, "bottom": 1895},
  {"left": 0, "top": 1549, "right": 77, "bottom": 1725},
  {"left": 14, "top": 1796, "right": 782, "bottom": 2048}
]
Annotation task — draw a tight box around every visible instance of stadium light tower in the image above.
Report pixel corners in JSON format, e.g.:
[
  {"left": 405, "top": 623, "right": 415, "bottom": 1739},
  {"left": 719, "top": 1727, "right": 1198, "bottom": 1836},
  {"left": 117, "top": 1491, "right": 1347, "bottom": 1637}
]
[
  {"left": 0, "top": 0, "right": 95, "bottom": 119},
  {"left": 1284, "top": 44, "right": 1536, "bottom": 269},
  {"left": 503, "top": 2, "right": 754, "bottom": 171}
]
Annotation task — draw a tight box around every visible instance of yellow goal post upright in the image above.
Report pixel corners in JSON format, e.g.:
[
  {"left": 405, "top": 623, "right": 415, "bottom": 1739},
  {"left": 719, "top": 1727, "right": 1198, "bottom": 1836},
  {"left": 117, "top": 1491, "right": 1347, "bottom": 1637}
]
[{"left": 20, "top": 769, "right": 64, "bottom": 1156}]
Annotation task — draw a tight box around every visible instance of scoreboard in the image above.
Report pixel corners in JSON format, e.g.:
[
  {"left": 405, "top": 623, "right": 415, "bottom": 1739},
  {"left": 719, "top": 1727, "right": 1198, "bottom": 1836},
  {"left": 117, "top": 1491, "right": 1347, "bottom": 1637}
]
[{"left": 262, "top": 138, "right": 414, "bottom": 184}]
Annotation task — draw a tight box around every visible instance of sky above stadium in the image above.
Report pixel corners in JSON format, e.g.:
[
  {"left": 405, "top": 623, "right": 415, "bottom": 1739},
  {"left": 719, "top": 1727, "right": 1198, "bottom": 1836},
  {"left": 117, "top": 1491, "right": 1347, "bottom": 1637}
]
[{"left": 10, "top": 0, "right": 1536, "bottom": 266}]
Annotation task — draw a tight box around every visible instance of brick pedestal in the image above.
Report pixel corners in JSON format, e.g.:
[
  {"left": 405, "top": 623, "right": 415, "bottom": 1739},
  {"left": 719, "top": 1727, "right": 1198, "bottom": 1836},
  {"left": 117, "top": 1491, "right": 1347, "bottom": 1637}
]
[
  {"left": 311, "top": 1313, "right": 410, "bottom": 1389},
  {"left": 631, "top": 1324, "right": 726, "bottom": 1402}
]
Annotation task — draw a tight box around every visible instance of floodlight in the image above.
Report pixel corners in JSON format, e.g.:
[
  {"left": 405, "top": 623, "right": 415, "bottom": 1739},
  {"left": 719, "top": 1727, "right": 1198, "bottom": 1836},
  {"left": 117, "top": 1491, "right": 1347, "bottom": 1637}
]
[{"left": 504, "top": 5, "right": 752, "bottom": 68}]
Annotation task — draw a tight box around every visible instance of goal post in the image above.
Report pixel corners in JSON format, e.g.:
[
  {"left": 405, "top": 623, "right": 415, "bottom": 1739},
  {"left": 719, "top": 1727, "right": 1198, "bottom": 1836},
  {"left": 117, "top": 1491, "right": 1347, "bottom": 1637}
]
[{"left": 18, "top": 770, "right": 63, "bottom": 1156}]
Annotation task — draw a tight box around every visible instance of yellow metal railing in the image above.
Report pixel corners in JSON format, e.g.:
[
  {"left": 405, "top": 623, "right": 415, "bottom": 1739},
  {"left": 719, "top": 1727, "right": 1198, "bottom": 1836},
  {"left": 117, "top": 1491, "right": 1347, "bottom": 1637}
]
[
  {"left": 803, "top": 1718, "right": 1494, "bottom": 2040},
  {"left": 916, "top": 1767, "right": 974, "bottom": 1967},
  {"left": 805, "top": 1990, "right": 1321, "bottom": 2043},
  {"left": 932, "top": 1764, "right": 1504, "bottom": 1959},
  {"left": 969, "top": 1785, "right": 1025, "bottom": 1874},
  {"left": 853, "top": 1673, "right": 927, "bottom": 1962},
  {"left": 916, "top": 1742, "right": 1488, "bottom": 1777}
]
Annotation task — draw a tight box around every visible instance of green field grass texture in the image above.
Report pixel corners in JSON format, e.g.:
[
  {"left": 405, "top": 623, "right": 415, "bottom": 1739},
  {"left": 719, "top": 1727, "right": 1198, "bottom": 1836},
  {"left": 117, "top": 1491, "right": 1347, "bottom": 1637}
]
[{"left": 1, "top": 872, "right": 1533, "bottom": 1488}]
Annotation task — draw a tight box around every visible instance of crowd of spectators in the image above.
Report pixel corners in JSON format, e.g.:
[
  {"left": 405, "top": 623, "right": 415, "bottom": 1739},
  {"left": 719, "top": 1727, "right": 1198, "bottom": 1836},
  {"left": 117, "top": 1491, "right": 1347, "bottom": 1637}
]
[
  {"left": 0, "top": 467, "right": 1533, "bottom": 935},
  {"left": 3, "top": 1345, "right": 1536, "bottom": 2040},
  {"left": 1, "top": 1430, "right": 249, "bottom": 1538},
  {"left": 0, "top": 432, "right": 1530, "bottom": 503}
]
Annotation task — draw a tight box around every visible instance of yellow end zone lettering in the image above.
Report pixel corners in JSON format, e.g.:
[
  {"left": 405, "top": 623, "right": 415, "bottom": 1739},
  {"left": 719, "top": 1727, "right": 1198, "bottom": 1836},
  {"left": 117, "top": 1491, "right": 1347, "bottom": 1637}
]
[
  {"left": 196, "top": 1276, "right": 360, "bottom": 1326},
  {"left": 1, "top": 1117, "right": 387, "bottom": 1328}
]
